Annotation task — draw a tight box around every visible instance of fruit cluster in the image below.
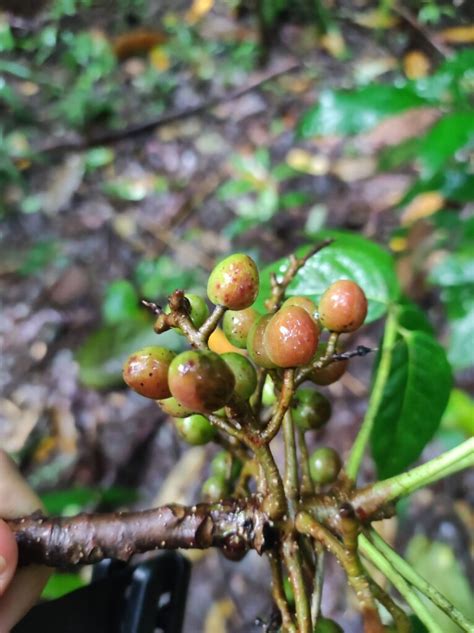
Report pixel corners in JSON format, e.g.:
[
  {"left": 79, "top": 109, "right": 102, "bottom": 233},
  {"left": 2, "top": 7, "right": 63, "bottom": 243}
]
[{"left": 123, "top": 252, "right": 367, "bottom": 493}]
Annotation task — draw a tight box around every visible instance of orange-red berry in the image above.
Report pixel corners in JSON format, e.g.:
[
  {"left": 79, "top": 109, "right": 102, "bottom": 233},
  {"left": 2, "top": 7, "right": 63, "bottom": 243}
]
[
  {"left": 123, "top": 346, "right": 175, "bottom": 399},
  {"left": 264, "top": 306, "right": 320, "bottom": 368},
  {"left": 318, "top": 280, "right": 367, "bottom": 333},
  {"left": 207, "top": 254, "right": 259, "bottom": 310}
]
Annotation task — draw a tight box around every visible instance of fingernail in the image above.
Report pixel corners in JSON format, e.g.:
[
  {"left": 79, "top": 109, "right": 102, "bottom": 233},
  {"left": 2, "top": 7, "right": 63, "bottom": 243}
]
[{"left": 0, "top": 555, "right": 6, "bottom": 576}]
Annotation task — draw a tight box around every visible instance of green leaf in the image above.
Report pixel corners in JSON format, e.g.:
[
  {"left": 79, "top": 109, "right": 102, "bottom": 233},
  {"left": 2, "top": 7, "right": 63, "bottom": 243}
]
[
  {"left": 371, "top": 329, "right": 452, "bottom": 479},
  {"left": 406, "top": 535, "right": 474, "bottom": 632},
  {"left": 102, "top": 280, "right": 143, "bottom": 325},
  {"left": 76, "top": 320, "right": 183, "bottom": 389},
  {"left": 42, "top": 573, "right": 86, "bottom": 600},
  {"left": 418, "top": 112, "right": 474, "bottom": 179},
  {"left": 218, "top": 178, "right": 256, "bottom": 200},
  {"left": 256, "top": 231, "right": 400, "bottom": 323},
  {"left": 395, "top": 300, "right": 434, "bottom": 336},
  {"left": 134, "top": 255, "right": 205, "bottom": 299},
  {"left": 40, "top": 486, "right": 138, "bottom": 515},
  {"left": 298, "top": 85, "right": 426, "bottom": 137},
  {"left": 442, "top": 389, "right": 474, "bottom": 437}
]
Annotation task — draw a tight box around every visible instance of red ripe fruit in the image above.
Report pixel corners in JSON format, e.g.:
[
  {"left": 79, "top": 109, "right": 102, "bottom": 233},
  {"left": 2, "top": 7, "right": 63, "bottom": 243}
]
[
  {"left": 123, "top": 346, "right": 176, "bottom": 399},
  {"left": 168, "top": 351, "right": 235, "bottom": 413},
  {"left": 318, "top": 280, "right": 368, "bottom": 333},
  {"left": 247, "top": 314, "right": 277, "bottom": 369},
  {"left": 282, "top": 296, "right": 317, "bottom": 320},
  {"left": 207, "top": 254, "right": 259, "bottom": 310},
  {"left": 263, "top": 306, "right": 320, "bottom": 368}
]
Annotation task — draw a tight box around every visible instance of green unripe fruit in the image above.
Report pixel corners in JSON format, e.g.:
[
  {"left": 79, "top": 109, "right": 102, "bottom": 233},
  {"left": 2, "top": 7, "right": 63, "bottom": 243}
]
[
  {"left": 313, "top": 617, "right": 344, "bottom": 633},
  {"left": 165, "top": 294, "right": 209, "bottom": 333},
  {"left": 168, "top": 351, "right": 235, "bottom": 413},
  {"left": 210, "top": 451, "right": 242, "bottom": 481},
  {"left": 223, "top": 307, "right": 260, "bottom": 349},
  {"left": 309, "top": 447, "right": 342, "bottom": 485},
  {"left": 157, "top": 396, "right": 195, "bottom": 418},
  {"left": 309, "top": 344, "right": 348, "bottom": 386},
  {"left": 283, "top": 576, "right": 295, "bottom": 606},
  {"left": 282, "top": 296, "right": 317, "bottom": 320},
  {"left": 319, "top": 280, "right": 368, "bottom": 333},
  {"left": 292, "top": 389, "right": 331, "bottom": 431},
  {"left": 221, "top": 352, "right": 257, "bottom": 400},
  {"left": 247, "top": 315, "right": 277, "bottom": 369},
  {"left": 123, "top": 346, "right": 176, "bottom": 399},
  {"left": 262, "top": 376, "right": 276, "bottom": 407},
  {"left": 174, "top": 414, "right": 216, "bottom": 445},
  {"left": 264, "top": 306, "right": 320, "bottom": 368},
  {"left": 207, "top": 253, "right": 259, "bottom": 310},
  {"left": 201, "top": 474, "right": 231, "bottom": 501}
]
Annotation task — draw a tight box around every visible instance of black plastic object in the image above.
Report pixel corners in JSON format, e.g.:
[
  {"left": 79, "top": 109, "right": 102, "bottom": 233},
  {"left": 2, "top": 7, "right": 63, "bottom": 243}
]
[{"left": 12, "top": 552, "right": 191, "bottom": 633}]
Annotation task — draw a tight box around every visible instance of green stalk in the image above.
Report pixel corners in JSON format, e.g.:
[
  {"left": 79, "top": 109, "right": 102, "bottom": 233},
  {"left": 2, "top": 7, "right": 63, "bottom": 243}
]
[
  {"left": 368, "top": 530, "right": 474, "bottom": 632},
  {"left": 346, "top": 308, "right": 398, "bottom": 480},
  {"left": 359, "top": 535, "right": 443, "bottom": 633},
  {"left": 352, "top": 438, "right": 474, "bottom": 516},
  {"left": 370, "top": 438, "right": 474, "bottom": 503},
  {"left": 283, "top": 410, "right": 300, "bottom": 513}
]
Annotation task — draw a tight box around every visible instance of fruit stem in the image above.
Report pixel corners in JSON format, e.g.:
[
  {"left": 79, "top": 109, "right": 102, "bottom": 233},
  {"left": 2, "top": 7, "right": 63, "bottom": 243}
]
[
  {"left": 297, "top": 428, "right": 314, "bottom": 496},
  {"left": 310, "top": 544, "right": 324, "bottom": 624},
  {"left": 282, "top": 535, "right": 312, "bottom": 633},
  {"left": 295, "top": 512, "right": 383, "bottom": 632},
  {"left": 366, "top": 529, "right": 474, "bottom": 632},
  {"left": 358, "top": 535, "right": 444, "bottom": 633},
  {"left": 346, "top": 307, "right": 399, "bottom": 480},
  {"left": 260, "top": 368, "right": 295, "bottom": 444},
  {"left": 353, "top": 438, "right": 474, "bottom": 512},
  {"left": 265, "top": 239, "right": 334, "bottom": 312},
  {"left": 199, "top": 304, "right": 227, "bottom": 342},
  {"left": 269, "top": 552, "right": 298, "bottom": 633},
  {"left": 283, "top": 410, "right": 300, "bottom": 515}
]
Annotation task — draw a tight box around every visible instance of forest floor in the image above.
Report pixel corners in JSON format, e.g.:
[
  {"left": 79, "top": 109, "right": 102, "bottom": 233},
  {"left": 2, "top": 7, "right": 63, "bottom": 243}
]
[{"left": 1, "top": 2, "right": 473, "bottom": 631}]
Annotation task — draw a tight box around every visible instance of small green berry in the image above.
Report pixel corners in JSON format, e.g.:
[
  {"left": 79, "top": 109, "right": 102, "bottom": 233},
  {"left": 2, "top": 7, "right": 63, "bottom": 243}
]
[
  {"left": 223, "top": 307, "right": 260, "bottom": 349},
  {"left": 313, "top": 616, "right": 344, "bottom": 633},
  {"left": 309, "top": 447, "right": 342, "bottom": 485},
  {"left": 123, "top": 346, "right": 176, "bottom": 399},
  {"left": 221, "top": 352, "right": 257, "bottom": 400},
  {"left": 207, "top": 253, "right": 259, "bottom": 310},
  {"left": 166, "top": 293, "right": 209, "bottom": 333},
  {"left": 283, "top": 576, "right": 295, "bottom": 606},
  {"left": 262, "top": 376, "right": 276, "bottom": 407},
  {"left": 309, "top": 344, "right": 348, "bottom": 386},
  {"left": 210, "top": 451, "right": 242, "bottom": 481},
  {"left": 292, "top": 389, "right": 331, "bottom": 431},
  {"left": 168, "top": 350, "right": 235, "bottom": 413},
  {"left": 201, "top": 474, "right": 231, "bottom": 501},
  {"left": 174, "top": 414, "right": 216, "bottom": 445},
  {"left": 157, "top": 396, "right": 195, "bottom": 418},
  {"left": 247, "top": 315, "right": 277, "bottom": 369}
]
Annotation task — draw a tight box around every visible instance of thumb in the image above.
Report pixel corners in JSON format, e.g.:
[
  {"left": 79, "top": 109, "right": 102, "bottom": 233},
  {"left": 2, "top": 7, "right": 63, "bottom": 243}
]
[{"left": 0, "top": 519, "right": 18, "bottom": 597}]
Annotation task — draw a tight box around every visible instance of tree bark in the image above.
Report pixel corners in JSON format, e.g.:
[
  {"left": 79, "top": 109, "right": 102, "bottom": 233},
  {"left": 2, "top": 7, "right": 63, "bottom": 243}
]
[{"left": 8, "top": 499, "right": 273, "bottom": 567}]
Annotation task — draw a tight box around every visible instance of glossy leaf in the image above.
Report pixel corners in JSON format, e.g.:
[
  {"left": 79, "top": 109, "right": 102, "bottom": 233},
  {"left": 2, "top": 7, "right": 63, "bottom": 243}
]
[
  {"left": 298, "top": 85, "right": 426, "bottom": 137},
  {"left": 371, "top": 329, "right": 452, "bottom": 479},
  {"left": 77, "top": 320, "right": 183, "bottom": 389},
  {"left": 256, "top": 231, "right": 400, "bottom": 323},
  {"left": 418, "top": 111, "right": 474, "bottom": 179}
]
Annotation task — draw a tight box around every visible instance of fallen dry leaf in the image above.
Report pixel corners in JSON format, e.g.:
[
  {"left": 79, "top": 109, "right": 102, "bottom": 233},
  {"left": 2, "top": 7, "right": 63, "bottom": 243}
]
[
  {"left": 186, "top": 0, "right": 214, "bottom": 24},
  {"left": 353, "top": 107, "right": 440, "bottom": 154},
  {"left": 439, "top": 25, "right": 474, "bottom": 44},
  {"left": 0, "top": 398, "right": 40, "bottom": 453},
  {"left": 401, "top": 191, "right": 445, "bottom": 225},
  {"left": 403, "top": 50, "right": 431, "bottom": 79},
  {"left": 286, "top": 148, "right": 330, "bottom": 176},
  {"left": 204, "top": 597, "right": 235, "bottom": 633},
  {"left": 352, "top": 9, "right": 399, "bottom": 29},
  {"left": 331, "top": 156, "right": 377, "bottom": 182},
  {"left": 113, "top": 29, "right": 167, "bottom": 60}
]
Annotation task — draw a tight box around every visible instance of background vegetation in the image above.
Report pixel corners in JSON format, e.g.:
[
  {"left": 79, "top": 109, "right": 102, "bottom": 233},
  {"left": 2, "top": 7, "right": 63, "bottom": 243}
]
[{"left": 1, "top": 0, "right": 473, "bottom": 630}]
